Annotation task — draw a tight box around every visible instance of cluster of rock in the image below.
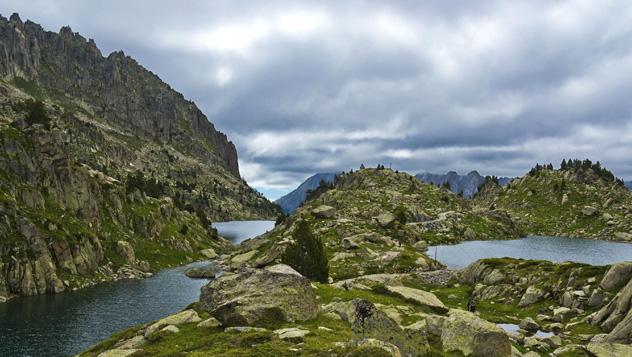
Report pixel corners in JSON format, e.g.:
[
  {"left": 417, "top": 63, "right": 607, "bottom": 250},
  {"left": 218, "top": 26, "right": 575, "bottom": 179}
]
[{"left": 92, "top": 264, "right": 522, "bottom": 356}]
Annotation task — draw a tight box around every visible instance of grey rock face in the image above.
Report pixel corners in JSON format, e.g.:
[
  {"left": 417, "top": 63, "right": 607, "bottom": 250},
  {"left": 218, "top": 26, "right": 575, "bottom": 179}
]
[{"left": 200, "top": 265, "right": 318, "bottom": 326}]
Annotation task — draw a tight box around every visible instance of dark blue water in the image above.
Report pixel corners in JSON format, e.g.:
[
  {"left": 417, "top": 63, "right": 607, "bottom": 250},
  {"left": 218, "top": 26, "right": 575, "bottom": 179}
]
[
  {"left": 0, "top": 220, "right": 274, "bottom": 357},
  {"left": 430, "top": 236, "right": 632, "bottom": 269},
  {"left": 0, "top": 261, "right": 213, "bottom": 357}
]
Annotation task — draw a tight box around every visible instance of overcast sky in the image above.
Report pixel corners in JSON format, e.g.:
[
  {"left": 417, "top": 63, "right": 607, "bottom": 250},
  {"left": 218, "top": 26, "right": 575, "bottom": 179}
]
[{"left": 4, "top": 1, "right": 632, "bottom": 199}]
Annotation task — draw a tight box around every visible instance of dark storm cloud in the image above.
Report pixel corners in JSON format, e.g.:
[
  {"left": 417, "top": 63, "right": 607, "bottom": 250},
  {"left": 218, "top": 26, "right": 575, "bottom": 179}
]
[{"left": 3, "top": 0, "right": 632, "bottom": 198}]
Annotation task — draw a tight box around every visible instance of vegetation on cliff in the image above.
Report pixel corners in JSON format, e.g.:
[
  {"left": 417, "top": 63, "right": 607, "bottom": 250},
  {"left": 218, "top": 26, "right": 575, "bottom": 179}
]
[{"left": 0, "top": 14, "right": 279, "bottom": 300}]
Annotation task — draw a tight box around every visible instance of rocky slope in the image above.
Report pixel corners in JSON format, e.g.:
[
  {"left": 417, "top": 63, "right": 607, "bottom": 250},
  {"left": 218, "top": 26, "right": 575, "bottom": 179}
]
[
  {"left": 228, "top": 167, "right": 520, "bottom": 282},
  {"left": 275, "top": 173, "right": 337, "bottom": 214},
  {"left": 416, "top": 170, "right": 512, "bottom": 198},
  {"left": 473, "top": 162, "right": 632, "bottom": 241},
  {"left": 0, "top": 14, "right": 279, "bottom": 301},
  {"left": 82, "top": 258, "right": 632, "bottom": 356}
]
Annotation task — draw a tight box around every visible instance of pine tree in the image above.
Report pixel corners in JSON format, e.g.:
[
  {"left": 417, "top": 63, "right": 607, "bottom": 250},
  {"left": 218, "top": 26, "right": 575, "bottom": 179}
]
[
  {"left": 282, "top": 220, "right": 329, "bottom": 282},
  {"left": 560, "top": 159, "right": 567, "bottom": 170}
]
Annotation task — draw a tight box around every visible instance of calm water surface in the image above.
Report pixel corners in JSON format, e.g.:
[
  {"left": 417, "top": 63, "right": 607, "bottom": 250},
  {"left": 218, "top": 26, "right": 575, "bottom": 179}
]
[
  {"left": 430, "top": 236, "right": 632, "bottom": 269},
  {"left": 0, "top": 220, "right": 273, "bottom": 357}
]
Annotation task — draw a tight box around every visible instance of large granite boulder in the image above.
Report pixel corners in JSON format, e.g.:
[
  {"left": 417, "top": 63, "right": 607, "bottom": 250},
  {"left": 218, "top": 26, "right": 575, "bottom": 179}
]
[
  {"left": 311, "top": 205, "right": 336, "bottom": 218},
  {"left": 440, "top": 309, "right": 511, "bottom": 357},
  {"left": 384, "top": 285, "right": 447, "bottom": 313},
  {"left": 586, "top": 342, "right": 632, "bottom": 357},
  {"left": 600, "top": 262, "right": 632, "bottom": 290},
  {"left": 200, "top": 264, "right": 318, "bottom": 326},
  {"left": 144, "top": 309, "right": 201, "bottom": 337}
]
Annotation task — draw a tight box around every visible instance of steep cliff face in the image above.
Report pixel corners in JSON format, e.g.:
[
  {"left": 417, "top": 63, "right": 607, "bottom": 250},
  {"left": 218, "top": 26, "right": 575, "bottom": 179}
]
[
  {"left": 0, "top": 14, "right": 279, "bottom": 300},
  {"left": 0, "top": 13, "right": 239, "bottom": 176}
]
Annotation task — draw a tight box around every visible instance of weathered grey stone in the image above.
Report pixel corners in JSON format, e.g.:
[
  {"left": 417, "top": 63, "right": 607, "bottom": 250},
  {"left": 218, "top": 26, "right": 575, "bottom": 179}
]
[
  {"left": 144, "top": 309, "right": 201, "bottom": 337},
  {"left": 200, "top": 248, "right": 218, "bottom": 259},
  {"left": 161, "top": 325, "right": 180, "bottom": 334},
  {"left": 582, "top": 206, "right": 598, "bottom": 216},
  {"left": 600, "top": 262, "right": 632, "bottom": 290},
  {"left": 273, "top": 327, "right": 310, "bottom": 341},
  {"left": 518, "top": 317, "right": 539, "bottom": 332},
  {"left": 384, "top": 285, "right": 447, "bottom": 313},
  {"left": 518, "top": 286, "right": 544, "bottom": 307},
  {"left": 375, "top": 212, "right": 396, "bottom": 227},
  {"left": 185, "top": 267, "right": 215, "bottom": 279},
  {"left": 586, "top": 342, "right": 632, "bottom": 357},
  {"left": 311, "top": 205, "right": 336, "bottom": 218},
  {"left": 441, "top": 309, "right": 511, "bottom": 357},
  {"left": 200, "top": 265, "right": 318, "bottom": 326},
  {"left": 197, "top": 317, "right": 222, "bottom": 328}
]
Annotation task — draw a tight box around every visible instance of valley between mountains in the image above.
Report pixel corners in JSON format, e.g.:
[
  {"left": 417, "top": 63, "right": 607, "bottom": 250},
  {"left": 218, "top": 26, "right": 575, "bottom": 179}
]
[{"left": 1, "top": 13, "right": 632, "bottom": 357}]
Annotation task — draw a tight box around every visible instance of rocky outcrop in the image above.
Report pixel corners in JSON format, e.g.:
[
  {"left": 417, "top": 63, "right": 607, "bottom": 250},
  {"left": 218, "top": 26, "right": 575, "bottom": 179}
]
[
  {"left": 0, "top": 14, "right": 239, "bottom": 176},
  {"left": 200, "top": 264, "right": 318, "bottom": 326}
]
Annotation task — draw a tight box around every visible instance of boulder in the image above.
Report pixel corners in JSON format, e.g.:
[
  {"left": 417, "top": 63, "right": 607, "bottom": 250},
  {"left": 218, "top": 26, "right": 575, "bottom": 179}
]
[
  {"left": 552, "top": 344, "right": 588, "bottom": 356},
  {"left": 185, "top": 267, "right": 215, "bottom": 279},
  {"left": 264, "top": 264, "right": 302, "bottom": 277},
  {"left": 375, "top": 212, "right": 396, "bottom": 227},
  {"left": 200, "top": 265, "right": 318, "bottom": 326},
  {"left": 440, "top": 309, "right": 511, "bottom": 357},
  {"left": 552, "top": 307, "right": 575, "bottom": 322},
  {"left": 230, "top": 250, "right": 257, "bottom": 265},
  {"left": 384, "top": 285, "right": 447, "bottom": 313},
  {"left": 518, "top": 286, "right": 544, "bottom": 307},
  {"left": 341, "top": 237, "right": 360, "bottom": 250},
  {"left": 200, "top": 248, "right": 218, "bottom": 259},
  {"left": 614, "top": 232, "right": 632, "bottom": 241},
  {"left": 600, "top": 262, "right": 632, "bottom": 290},
  {"left": 144, "top": 309, "right": 201, "bottom": 337},
  {"left": 412, "top": 241, "right": 428, "bottom": 251},
  {"left": 518, "top": 317, "right": 539, "bottom": 333},
  {"left": 586, "top": 342, "right": 632, "bottom": 357},
  {"left": 273, "top": 327, "right": 310, "bottom": 341},
  {"left": 588, "top": 289, "right": 607, "bottom": 308},
  {"left": 582, "top": 206, "right": 598, "bottom": 216},
  {"left": 593, "top": 278, "right": 632, "bottom": 338},
  {"left": 542, "top": 335, "right": 562, "bottom": 349},
  {"left": 161, "top": 325, "right": 180, "bottom": 334},
  {"left": 311, "top": 205, "right": 336, "bottom": 218},
  {"left": 197, "top": 317, "right": 222, "bottom": 328}
]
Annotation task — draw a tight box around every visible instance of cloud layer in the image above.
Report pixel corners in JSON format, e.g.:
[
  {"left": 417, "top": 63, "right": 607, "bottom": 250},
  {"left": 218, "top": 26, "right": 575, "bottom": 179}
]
[{"left": 4, "top": 0, "right": 632, "bottom": 198}]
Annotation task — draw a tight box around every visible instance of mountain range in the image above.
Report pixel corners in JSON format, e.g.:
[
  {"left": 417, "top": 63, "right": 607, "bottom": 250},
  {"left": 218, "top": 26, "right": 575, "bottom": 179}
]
[{"left": 415, "top": 170, "right": 512, "bottom": 198}]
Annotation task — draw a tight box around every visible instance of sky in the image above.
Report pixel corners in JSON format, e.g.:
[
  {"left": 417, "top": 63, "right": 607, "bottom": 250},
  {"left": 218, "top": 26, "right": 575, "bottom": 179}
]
[{"left": 3, "top": 0, "right": 632, "bottom": 200}]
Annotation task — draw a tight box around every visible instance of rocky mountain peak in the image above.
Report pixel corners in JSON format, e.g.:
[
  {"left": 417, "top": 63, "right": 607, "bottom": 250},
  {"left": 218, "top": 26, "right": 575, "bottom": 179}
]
[{"left": 0, "top": 13, "right": 240, "bottom": 177}]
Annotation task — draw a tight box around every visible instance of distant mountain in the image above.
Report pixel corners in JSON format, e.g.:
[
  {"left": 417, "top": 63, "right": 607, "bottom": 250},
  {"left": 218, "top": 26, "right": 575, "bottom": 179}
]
[
  {"left": 275, "top": 173, "right": 338, "bottom": 214},
  {"left": 415, "top": 171, "right": 512, "bottom": 198},
  {"left": 626, "top": 181, "right": 632, "bottom": 190}
]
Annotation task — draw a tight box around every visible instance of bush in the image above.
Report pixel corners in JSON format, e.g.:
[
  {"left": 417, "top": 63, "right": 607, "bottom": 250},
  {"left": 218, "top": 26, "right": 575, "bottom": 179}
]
[
  {"left": 23, "top": 99, "right": 50, "bottom": 128},
  {"left": 282, "top": 220, "right": 329, "bottom": 283}
]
